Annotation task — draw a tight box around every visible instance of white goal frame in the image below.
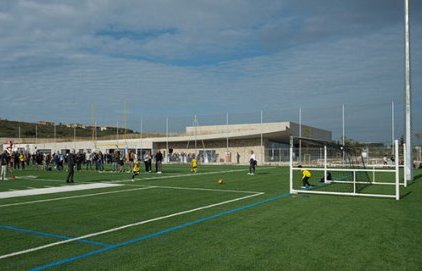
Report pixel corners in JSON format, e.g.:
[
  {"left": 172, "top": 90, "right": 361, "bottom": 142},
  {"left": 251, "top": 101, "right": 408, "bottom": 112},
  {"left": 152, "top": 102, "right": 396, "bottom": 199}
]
[{"left": 289, "top": 140, "right": 401, "bottom": 200}]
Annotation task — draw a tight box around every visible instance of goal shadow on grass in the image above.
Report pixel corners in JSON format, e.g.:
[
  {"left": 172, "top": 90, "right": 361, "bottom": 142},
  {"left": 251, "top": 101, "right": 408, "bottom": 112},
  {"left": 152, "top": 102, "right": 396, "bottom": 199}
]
[
  {"left": 413, "top": 173, "right": 422, "bottom": 181},
  {"left": 400, "top": 191, "right": 412, "bottom": 199}
]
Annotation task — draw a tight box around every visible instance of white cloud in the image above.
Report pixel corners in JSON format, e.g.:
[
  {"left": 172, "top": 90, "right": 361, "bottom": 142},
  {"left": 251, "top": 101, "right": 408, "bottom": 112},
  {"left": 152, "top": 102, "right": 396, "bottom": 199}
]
[{"left": 0, "top": 0, "right": 421, "bottom": 142}]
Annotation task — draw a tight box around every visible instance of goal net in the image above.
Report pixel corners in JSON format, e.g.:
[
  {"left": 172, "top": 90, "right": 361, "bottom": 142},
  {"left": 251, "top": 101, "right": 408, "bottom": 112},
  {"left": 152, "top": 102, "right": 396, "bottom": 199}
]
[{"left": 289, "top": 137, "right": 401, "bottom": 200}]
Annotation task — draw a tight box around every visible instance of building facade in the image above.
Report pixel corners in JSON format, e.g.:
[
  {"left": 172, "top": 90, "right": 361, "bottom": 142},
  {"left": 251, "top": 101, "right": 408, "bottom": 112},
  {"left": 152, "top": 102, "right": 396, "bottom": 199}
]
[{"left": 4, "top": 122, "right": 332, "bottom": 165}]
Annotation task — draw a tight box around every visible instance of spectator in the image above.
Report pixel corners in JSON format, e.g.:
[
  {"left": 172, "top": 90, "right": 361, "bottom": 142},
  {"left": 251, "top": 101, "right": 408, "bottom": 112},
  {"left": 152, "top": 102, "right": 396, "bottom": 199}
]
[
  {"left": 66, "top": 150, "right": 76, "bottom": 183},
  {"left": 155, "top": 151, "right": 163, "bottom": 174},
  {"left": 144, "top": 151, "right": 152, "bottom": 173}
]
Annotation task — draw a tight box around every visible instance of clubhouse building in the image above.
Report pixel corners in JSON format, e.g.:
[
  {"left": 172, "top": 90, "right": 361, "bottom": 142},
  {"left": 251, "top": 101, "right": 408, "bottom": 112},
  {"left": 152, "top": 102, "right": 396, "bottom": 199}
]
[{"left": 5, "top": 122, "right": 331, "bottom": 165}]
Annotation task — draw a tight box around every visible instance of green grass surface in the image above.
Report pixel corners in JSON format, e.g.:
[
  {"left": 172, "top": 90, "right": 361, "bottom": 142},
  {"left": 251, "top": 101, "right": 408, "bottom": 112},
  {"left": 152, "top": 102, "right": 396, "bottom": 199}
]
[{"left": 0, "top": 165, "right": 421, "bottom": 271}]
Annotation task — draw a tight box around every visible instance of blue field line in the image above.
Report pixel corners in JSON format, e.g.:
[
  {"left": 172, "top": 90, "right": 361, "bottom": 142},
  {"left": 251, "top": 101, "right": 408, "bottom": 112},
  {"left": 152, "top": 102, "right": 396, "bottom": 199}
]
[
  {"left": 0, "top": 225, "right": 110, "bottom": 247},
  {"left": 29, "top": 192, "right": 291, "bottom": 271}
]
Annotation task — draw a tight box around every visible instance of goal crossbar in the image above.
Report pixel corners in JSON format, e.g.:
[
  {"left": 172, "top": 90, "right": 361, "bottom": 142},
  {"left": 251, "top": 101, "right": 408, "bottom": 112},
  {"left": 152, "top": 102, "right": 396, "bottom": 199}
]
[{"left": 289, "top": 140, "right": 400, "bottom": 200}]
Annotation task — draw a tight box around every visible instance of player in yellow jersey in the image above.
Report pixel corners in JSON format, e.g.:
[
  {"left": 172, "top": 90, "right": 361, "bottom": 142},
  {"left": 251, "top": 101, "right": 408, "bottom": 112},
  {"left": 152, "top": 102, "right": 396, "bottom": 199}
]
[
  {"left": 191, "top": 156, "right": 198, "bottom": 173},
  {"left": 131, "top": 160, "right": 141, "bottom": 181},
  {"left": 298, "top": 165, "right": 312, "bottom": 188}
]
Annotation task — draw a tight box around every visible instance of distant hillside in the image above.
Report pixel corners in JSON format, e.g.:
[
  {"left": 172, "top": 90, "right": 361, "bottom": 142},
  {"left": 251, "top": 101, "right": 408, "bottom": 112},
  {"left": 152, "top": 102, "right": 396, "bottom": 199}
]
[{"left": 0, "top": 118, "right": 141, "bottom": 140}]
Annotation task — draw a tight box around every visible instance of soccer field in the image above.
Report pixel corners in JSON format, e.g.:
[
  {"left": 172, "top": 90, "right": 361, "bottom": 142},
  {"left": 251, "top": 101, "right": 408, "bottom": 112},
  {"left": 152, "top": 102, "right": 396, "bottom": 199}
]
[{"left": 0, "top": 165, "right": 421, "bottom": 271}]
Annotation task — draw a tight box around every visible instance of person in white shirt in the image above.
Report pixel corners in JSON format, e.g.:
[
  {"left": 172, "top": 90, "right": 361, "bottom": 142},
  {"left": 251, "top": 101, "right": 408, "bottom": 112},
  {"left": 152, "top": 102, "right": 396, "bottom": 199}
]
[{"left": 248, "top": 150, "right": 257, "bottom": 175}]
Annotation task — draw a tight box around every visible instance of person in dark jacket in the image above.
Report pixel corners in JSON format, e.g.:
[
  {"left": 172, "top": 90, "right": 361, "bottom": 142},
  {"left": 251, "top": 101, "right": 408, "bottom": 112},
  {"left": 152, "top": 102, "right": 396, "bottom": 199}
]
[
  {"left": 66, "top": 150, "right": 76, "bottom": 183},
  {"left": 155, "top": 151, "right": 163, "bottom": 174}
]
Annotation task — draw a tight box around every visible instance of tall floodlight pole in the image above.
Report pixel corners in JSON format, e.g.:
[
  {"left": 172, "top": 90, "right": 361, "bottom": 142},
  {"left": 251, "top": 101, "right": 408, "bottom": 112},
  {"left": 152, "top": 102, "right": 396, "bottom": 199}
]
[{"left": 404, "top": 0, "right": 413, "bottom": 181}]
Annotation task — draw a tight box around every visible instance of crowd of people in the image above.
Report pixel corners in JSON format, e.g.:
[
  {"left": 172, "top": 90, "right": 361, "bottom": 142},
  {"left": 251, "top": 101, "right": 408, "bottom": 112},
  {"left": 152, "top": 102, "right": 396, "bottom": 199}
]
[
  {"left": 0, "top": 148, "right": 262, "bottom": 182},
  {"left": 0, "top": 148, "right": 172, "bottom": 181}
]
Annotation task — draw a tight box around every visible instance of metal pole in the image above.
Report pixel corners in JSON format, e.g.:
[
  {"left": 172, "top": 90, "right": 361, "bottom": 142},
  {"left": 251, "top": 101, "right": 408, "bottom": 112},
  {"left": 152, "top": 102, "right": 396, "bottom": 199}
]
[
  {"left": 226, "top": 112, "right": 229, "bottom": 163},
  {"left": 289, "top": 137, "right": 294, "bottom": 194},
  {"left": 403, "top": 143, "right": 407, "bottom": 187},
  {"left": 324, "top": 146, "right": 327, "bottom": 182},
  {"left": 261, "top": 110, "right": 263, "bottom": 163},
  {"left": 35, "top": 124, "right": 38, "bottom": 144},
  {"left": 116, "top": 121, "right": 119, "bottom": 141},
  {"left": 140, "top": 118, "right": 143, "bottom": 159},
  {"left": 194, "top": 115, "right": 197, "bottom": 156},
  {"left": 299, "top": 107, "right": 302, "bottom": 163},
  {"left": 140, "top": 119, "right": 143, "bottom": 139},
  {"left": 342, "top": 104, "right": 345, "bottom": 162},
  {"left": 395, "top": 139, "right": 400, "bottom": 200},
  {"left": 391, "top": 101, "right": 395, "bottom": 154},
  {"left": 404, "top": 0, "right": 413, "bottom": 181},
  {"left": 166, "top": 117, "right": 169, "bottom": 162},
  {"left": 94, "top": 121, "right": 97, "bottom": 149},
  {"left": 226, "top": 112, "right": 229, "bottom": 152},
  {"left": 124, "top": 102, "right": 128, "bottom": 140},
  {"left": 18, "top": 126, "right": 21, "bottom": 140}
]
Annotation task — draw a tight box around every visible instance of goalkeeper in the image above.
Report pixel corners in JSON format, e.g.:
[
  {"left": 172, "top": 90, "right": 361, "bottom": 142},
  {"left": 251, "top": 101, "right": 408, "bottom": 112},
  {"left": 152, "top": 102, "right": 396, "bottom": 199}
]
[
  {"left": 131, "top": 160, "right": 141, "bottom": 181},
  {"left": 298, "top": 165, "right": 312, "bottom": 188},
  {"left": 191, "top": 156, "right": 198, "bottom": 173}
]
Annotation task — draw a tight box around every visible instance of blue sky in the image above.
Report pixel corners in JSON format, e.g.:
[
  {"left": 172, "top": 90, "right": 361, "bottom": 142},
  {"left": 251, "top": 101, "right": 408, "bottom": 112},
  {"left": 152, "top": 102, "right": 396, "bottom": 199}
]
[{"left": 0, "top": 0, "right": 421, "bottom": 143}]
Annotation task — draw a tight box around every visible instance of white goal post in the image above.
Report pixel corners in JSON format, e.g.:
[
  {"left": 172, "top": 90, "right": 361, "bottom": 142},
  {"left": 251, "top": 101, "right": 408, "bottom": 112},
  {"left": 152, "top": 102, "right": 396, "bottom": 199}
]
[{"left": 290, "top": 140, "right": 401, "bottom": 200}]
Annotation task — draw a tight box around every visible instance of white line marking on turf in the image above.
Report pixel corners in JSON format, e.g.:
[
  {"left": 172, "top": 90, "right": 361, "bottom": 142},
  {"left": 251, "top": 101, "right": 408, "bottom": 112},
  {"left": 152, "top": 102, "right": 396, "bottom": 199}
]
[
  {"left": 109, "top": 168, "right": 271, "bottom": 183},
  {"left": 139, "top": 185, "right": 264, "bottom": 194},
  {"left": 0, "top": 186, "right": 156, "bottom": 208},
  {"left": 0, "top": 183, "right": 123, "bottom": 199},
  {"left": 0, "top": 192, "right": 264, "bottom": 260}
]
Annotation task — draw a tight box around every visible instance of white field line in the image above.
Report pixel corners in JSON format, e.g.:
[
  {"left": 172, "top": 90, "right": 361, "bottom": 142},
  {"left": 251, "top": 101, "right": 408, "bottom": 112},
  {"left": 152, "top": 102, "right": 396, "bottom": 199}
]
[
  {"left": 109, "top": 168, "right": 275, "bottom": 183},
  {"left": 0, "top": 186, "right": 156, "bottom": 208},
  {"left": 0, "top": 192, "right": 264, "bottom": 260},
  {"left": 0, "top": 183, "right": 124, "bottom": 199},
  {"left": 11, "top": 167, "right": 276, "bottom": 186},
  {"left": 10, "top": 170, "right": 244, "bottom": 185},
  {"left": 138, "top": 184, "right": 264, "bottom": 194},
  {"left": 29, "top": 178, "right": 92, "bottom": 184}
]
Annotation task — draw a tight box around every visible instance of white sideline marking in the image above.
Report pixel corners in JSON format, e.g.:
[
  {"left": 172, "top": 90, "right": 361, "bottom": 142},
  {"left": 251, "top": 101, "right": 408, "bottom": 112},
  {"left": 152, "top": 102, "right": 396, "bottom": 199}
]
[
  {"left": 16, "top": 175, "right": 38, "bottom": 179},
  {"left": 148, "top": 185, "right": 264, "bottom": 194},
  {"left": 0, "top": 183, "right": 124, "bottom": 199},
  {"left": 0, "top": 192, "right": 264, "bottom": 260},
  {"left": 0, "top": 186, "right": 155, "bottom": 208},
  {"left": 108, "top": 168, "right": 275, "bottom": 183}
]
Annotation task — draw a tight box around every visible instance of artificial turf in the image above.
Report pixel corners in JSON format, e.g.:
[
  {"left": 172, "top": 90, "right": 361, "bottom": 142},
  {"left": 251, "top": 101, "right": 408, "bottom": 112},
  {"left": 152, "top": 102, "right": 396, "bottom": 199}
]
[{"left": 0, "top": 164, "right": 421, "bottom": 270}]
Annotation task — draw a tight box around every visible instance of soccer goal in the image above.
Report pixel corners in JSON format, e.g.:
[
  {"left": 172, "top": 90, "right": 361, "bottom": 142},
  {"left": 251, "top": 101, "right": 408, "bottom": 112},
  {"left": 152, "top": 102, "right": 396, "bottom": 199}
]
[{"left": 289, "top": 138, "right": 401, "bottom": 200}]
